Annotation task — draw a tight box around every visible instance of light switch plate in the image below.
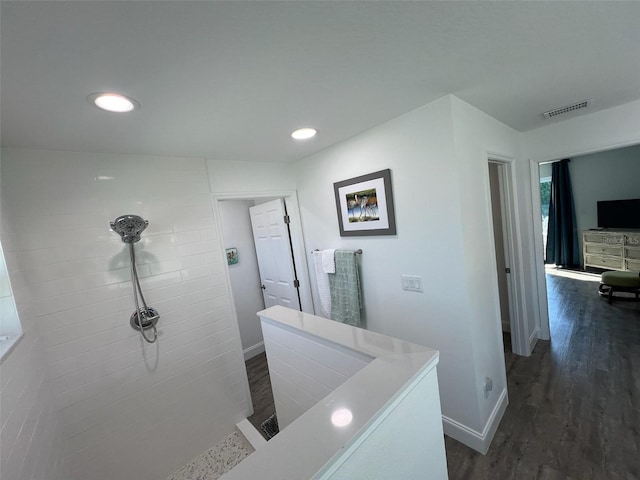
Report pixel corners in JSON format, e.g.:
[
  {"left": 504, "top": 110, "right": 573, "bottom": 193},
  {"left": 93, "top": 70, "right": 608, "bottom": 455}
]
[{"left": 401, "top": 275, "right": 423, "bottom": 292}]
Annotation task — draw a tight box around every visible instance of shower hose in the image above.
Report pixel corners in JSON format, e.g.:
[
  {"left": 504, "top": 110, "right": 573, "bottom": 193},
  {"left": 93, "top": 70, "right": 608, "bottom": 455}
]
[{"left": 129, "top": 242, "right": 158, "bottom": 344}]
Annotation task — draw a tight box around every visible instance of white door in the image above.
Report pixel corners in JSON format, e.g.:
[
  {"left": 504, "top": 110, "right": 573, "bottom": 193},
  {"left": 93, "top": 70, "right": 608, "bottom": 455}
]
[
  {"left": 489, "top": 163, "right": 511, "bottom": 333},
  {"left": 488, "top": 160, "right": 530, "bottom": 356},
  {"left": 249, "top": 199, "right": 301, "bottom": 310}
]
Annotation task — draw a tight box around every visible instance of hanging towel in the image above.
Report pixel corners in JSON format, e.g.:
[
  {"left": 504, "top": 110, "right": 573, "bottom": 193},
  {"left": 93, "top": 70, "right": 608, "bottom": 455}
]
[
  {"left": 329, "top": 250, "right": 361, "bottom": 327},
  {"left": 312, "top": 251, "right": 332, "bottom": 318},
  {"left": 321, "top": 248, "right": 336, "bottom": 273}
]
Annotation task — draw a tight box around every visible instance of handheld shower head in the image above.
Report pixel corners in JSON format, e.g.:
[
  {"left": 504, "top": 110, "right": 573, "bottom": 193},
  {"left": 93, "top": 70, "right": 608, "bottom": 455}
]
[{"left": 110, "top": 215, "right": 149, "bottom": 244}]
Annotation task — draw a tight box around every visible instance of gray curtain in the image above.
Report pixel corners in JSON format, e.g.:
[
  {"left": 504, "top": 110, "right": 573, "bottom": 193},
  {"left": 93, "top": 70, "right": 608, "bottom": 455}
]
[{"left": 545, "top": 159, "right": 580, "bottom": 268}]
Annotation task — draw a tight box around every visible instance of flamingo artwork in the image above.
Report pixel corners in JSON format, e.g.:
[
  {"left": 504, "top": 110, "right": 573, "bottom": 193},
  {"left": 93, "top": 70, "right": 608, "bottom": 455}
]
[{"left": 346, "top": 189, "right": 379, "bottom": 222}]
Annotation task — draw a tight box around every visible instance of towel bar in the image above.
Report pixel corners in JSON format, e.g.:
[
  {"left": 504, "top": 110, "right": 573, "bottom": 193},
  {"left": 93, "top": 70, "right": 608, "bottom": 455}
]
[{"left": 312, "top": 249, "right": 362, "bottom": 255}]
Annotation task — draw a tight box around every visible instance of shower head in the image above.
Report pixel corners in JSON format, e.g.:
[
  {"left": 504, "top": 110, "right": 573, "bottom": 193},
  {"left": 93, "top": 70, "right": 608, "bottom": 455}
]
[{"left": 110, "top": 215, "right": 149, "bottom": 244}]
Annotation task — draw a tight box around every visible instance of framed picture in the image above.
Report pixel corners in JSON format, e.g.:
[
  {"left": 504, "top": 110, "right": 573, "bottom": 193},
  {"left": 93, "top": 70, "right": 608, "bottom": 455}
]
[
  {"left": 333, "top": 169, "right": 396, "bottom": 236},
  {"left": 226, "top": 247, "right": 238, "bottom": 265}
]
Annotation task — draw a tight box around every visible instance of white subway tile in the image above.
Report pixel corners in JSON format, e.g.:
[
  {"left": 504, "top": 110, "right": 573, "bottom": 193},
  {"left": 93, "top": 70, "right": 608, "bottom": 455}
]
[
  {"left": 60, "top": 336, "right": 236, "bottom": 438},
  {"left": 78, "top": 265, "right": 148, "bottom": 291},
  {"left": 180, "top": 264, "right": 217, "bottom": 281},
  {"left": 264, "top": 336, "right": 348, "bottom": 390},
  {"left": 172, "top": 216, "right": 215, "bottom": 233},
  {"left": 199, "top": 228, "right": 218, "bottom": 241},
  {"left": 38, "top": 295, "right": 133, "bottom": 335},
  {"left": 2, "top": 150, "right": 249, "bottom": 480},
  {"left": 176, "top": 241, "right": 214, "bottom": 258},
  {"left": 179, "top": 253, "right": 207, "bottom": 270},
  {"left": 168, "top": 193, "right": 211, "bottom": 208},
  {"left": 29, "top": 277, "right": 78, "bottom": 300},
  {"left": 147, "top": 259, "right": 182, "bottom": 276},
  {"left": 137, "top": 270, "right": 182, "bottom": 291},
  {"left": 205, "top": 252, "right": 224, "bottom": 267},
  {"left": 262, "top": 321, "right": 370, "bottom": 377}
]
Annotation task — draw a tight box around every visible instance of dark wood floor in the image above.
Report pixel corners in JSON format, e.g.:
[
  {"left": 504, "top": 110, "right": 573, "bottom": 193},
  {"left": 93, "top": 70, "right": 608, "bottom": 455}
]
[
  {"left": 446, "top": 269, "right": 640, "bottom": 480},
  {"left": 245, "top": 269, "right": 640, "bottom": 478},
  {"left": 245, "top": 352, "right": 276, "bottom": 440}
]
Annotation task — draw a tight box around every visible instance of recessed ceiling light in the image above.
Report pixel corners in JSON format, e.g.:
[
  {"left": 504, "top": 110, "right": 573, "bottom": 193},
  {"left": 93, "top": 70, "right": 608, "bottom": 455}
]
[
  {"left": 331, "top": 408, "right": 353, "bottom": 427},
  {"left": 88, "top": 92, "right": 139, "bottom": 113},
  {"left": 291, "top": 127, "right": 317, "bottom": 140}
]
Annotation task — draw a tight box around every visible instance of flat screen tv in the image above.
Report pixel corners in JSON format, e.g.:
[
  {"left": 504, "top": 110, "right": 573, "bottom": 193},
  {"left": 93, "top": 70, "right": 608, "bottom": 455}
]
[{"left": 597, "top": 199, "right": 640, "bottom": 229}]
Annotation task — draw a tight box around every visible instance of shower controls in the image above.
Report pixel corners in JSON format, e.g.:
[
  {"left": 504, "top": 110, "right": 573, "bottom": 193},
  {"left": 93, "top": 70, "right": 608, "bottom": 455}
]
[{"left": 130, "top": 307, "right": 160, "bottom": 332}]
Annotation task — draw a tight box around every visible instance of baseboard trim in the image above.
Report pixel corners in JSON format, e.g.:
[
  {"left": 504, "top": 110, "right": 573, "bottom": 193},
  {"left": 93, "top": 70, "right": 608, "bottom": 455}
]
[
  {"left": 243, "top": 342, "right": 265, "bottom": 361},
  {"left": 442, "top": 387, "right": 508, "bottom": 454}
]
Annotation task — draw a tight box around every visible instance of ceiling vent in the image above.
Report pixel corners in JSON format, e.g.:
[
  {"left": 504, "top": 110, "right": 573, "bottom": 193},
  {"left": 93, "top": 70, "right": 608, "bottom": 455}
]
[{"left": 542, "top": 100, "right": 591, "bottom": 119}]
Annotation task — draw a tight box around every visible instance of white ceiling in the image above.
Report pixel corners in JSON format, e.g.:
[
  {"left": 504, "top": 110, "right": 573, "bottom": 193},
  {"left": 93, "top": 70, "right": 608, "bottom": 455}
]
[{"left": 2, "top": 1, "right": 639, "bottom": 163}]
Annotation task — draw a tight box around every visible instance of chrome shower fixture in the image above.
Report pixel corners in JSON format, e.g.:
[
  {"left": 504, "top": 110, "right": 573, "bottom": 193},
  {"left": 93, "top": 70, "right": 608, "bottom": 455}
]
[
  {"left": 110, "top": 214, "right": 149, "bottom": 244},
  {"left": 130, "top": 307, "right": 160, "bottom": 333},
  {"left": 109, "top": 214, "right": 159, "bottom": 344}
]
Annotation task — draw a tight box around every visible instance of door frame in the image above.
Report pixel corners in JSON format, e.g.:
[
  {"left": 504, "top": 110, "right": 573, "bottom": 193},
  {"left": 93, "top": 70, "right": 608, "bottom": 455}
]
[
  {"left": 212, "top": 190, "right": 314, "bottom": 314},
  {"left": 528, "top": 139, "right": 640, "bottom": 343},
  {"left": 487, "top": 153, "right": 530, "bottom": 356}
]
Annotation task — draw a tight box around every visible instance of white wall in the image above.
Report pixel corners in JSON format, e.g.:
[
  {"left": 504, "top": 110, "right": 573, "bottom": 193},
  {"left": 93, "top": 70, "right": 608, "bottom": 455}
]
[
  {"left": 207, "top": 160, "right": 296, "bottom": 194},
  {"left": 523, "top": 99, "right": 640, "bottom": 162},
  {"left": 207, "top": 160, "right": 315, "bottom": 314},
  {"left": 319, "top": 370, "right": 447, "bottom": 480},
  {"left": 449, "top": 97, "right": 522, "bottom": 428},
  {"left": 218, "top": 199, "right": 266, "bottom": 359},
  {"left": 570, "top": 144, "right": 640, "bottom": 238},
  {"left": 0, "top": 148, "right": 251, "bottom": 480},
  {"left": 292, "top": 95, "right": 509, "bottom": 449}
]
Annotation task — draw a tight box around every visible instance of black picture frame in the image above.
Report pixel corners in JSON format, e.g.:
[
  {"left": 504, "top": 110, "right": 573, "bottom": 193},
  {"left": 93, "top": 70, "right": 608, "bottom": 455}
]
[{"left": 333, "top": 169, "right": 396, "bottom": 237}]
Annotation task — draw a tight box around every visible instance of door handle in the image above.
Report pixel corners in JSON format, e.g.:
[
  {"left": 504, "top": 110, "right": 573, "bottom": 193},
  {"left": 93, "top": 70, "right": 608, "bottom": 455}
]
[{"left": 261, "top": 284, "right": 266, "bottom": 290}]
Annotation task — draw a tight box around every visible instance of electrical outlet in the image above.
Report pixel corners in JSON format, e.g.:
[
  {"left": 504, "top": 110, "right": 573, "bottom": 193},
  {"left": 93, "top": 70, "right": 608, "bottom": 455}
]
[
  {"left": 401, "top": 275, "right": 423, "bottom": 292},
  {"left": 484, "top": 377, "right": 493, "bottom": 399}
]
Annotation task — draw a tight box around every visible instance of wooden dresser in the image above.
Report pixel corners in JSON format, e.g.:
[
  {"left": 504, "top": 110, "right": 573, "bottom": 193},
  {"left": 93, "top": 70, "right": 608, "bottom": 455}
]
[{"left": 583, "top": 230, "right": 640, "bottom": 272}]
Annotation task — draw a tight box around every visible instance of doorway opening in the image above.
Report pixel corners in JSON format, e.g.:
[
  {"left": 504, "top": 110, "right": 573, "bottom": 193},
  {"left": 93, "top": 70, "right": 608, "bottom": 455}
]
[
  {"left": 213, "top": 191, "right": 312, "bottom": 362},
  {"left": 530, "top": 142, "right": 640, "bottom": 345},
  {"left": 249, "top": 198, "right": 302, "bottom": 312},
  {"left": 487, "top": 158, "right": 529, "bottom": 356},
  {"left": 539, "top": 164, "right": 552, "bottom": 260}
]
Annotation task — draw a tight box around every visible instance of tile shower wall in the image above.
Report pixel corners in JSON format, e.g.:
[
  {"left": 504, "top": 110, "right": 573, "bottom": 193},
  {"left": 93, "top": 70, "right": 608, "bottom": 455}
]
[
  {"left": 0, "top": 316, "right": 64, "bottom": 480},
  {"left": 1, "top": 225, "right": 65, "bottom": 479},
  {"left": 0, "top": 148, "right": 251, "bottom": 480},
  {"left": 261, "top": 321, "right": 371, "bottom": 429},
  {"left": 1, "top": 157, "right": 66, "bottom": 480}
]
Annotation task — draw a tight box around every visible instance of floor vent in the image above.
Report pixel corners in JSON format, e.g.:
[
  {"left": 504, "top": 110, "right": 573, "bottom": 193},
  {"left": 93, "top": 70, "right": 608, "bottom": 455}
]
[
  {"left": 260, "top": 413, "right": 279, "bottom": 440},
  {"left": 542, "top": 100, "right": 591, "bottom": 119}
]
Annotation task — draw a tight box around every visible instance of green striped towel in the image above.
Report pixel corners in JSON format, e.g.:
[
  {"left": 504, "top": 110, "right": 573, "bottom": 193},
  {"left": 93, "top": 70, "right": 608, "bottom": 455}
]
[{"left": 329, "top": 250, "right": 361, "bottom": 327}]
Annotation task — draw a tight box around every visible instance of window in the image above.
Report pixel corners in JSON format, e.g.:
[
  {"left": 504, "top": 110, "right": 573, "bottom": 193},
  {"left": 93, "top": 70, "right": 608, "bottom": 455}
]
[
  {"left": 539, "top": 163, "right": 553, "bottom": 259},
  {"left": 0, "top": 241, "right": 23, "bottom": 360}
]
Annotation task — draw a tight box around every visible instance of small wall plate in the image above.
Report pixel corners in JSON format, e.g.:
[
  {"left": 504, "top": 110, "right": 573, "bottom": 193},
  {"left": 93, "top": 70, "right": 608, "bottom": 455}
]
[{"left": 130, "top": 307, "right": 159, "bottom": 331}]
